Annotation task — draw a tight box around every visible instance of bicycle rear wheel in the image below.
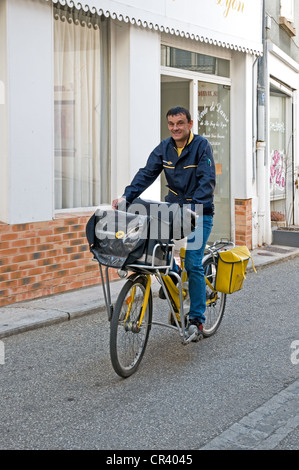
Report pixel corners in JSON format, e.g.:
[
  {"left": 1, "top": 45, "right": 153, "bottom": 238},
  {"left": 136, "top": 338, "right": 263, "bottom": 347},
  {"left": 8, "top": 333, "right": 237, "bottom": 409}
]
[
  {"left": 110, "top": 275, "right": 152, "bottom": 378},
  {"left": 202, "top": 256, "right": 226, "bottom": 337}
]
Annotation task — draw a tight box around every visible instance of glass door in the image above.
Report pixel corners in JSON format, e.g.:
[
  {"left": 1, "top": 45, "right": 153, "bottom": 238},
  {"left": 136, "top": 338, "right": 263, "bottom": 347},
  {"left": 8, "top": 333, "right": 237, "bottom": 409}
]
[
  {"left": 160, "top": 76, "right": 190, "bottom": 200},
  {"left": 160, "top": 76, "right": 231, "bottom": 241},
  {"left": 198, "top": 81, "right": 231, "bottom": 241}
]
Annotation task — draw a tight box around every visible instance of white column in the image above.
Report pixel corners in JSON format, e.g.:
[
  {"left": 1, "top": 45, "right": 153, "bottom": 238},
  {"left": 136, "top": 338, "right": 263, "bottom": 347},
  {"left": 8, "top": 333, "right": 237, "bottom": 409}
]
[
  {"left": 0, "top": 0, "right": 9, "bottom": 223},
  {"left": 230, "top": 53, "right": 254, "bottom": 244},
  {"left": 4, "top": 0, "right": 53, "bottom": 224},
  {"left": 231, "top": 53, "right": 254, "bottom": 200},
  {"left": 129, "top": 25, "right": 161, "bottom": 200},
  {"left": 294, "top": 90, "right": 299, "bottom": 226}
]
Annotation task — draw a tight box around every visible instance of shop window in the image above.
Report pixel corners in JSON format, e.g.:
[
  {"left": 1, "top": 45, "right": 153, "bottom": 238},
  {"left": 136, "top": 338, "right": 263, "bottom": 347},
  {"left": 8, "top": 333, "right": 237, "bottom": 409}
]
[
  {"left": 270, "top": 91, "right": 293, "bottom": 225},
  {"left": 54, "top": 6, "right": 110, "bottom": 210},
  {"left": 161, "top": 45, "right": 230, "bottom": 78}
]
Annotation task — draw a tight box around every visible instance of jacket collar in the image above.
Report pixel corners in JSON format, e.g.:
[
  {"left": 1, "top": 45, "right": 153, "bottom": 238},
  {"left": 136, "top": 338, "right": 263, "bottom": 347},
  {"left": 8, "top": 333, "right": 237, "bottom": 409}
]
[
  {"left": 171, "top": 131, "right": 194, "bottom": 147},
  {"left": 172, "top": 131, "right": 194, "bottom": 156}
]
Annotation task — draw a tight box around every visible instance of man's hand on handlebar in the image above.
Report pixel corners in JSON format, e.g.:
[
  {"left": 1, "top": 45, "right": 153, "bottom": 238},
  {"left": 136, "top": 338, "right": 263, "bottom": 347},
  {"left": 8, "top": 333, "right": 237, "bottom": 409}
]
[{"left": 112, "top": 197, "right": 126, "bottom": 211}]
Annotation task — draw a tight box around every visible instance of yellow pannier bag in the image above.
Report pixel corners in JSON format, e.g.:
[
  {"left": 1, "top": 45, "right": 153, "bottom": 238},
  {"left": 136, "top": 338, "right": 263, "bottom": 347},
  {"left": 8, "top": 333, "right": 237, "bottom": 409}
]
[{"left": 215, "top": 245, "right": 257, "bottom": 294}]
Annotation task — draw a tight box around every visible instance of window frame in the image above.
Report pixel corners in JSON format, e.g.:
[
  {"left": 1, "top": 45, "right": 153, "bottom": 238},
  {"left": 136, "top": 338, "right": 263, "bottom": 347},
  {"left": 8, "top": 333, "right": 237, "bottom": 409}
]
[{"left": 53, "top": 7, "right": 111, "bottom": 214}]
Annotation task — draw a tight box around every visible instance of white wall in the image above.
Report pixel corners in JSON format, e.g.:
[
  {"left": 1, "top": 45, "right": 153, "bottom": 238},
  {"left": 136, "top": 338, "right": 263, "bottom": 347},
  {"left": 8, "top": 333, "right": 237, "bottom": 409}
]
[
  {"left": 110, "top": 20, "right": 131, "bottom": 202},
  {"left": 230, "top": 52, "right": 255, "bottom": 201},
  {"left": 129, "top": 25, "right": 161, "bottom": 200},
  {"left": 230, "top": 52, "right": 255, "bottom": 242},
  {"left": 111, "top": 22, "right": 161, "bottom": 202},
  {"left": 0, "top": 0, "right": 9, "bottom": 223},
  {"left": 229, "top": 51, "right": 274, "bottom": 248},
  {"left": 4, "top": 0, "right": 53, "bottom": 224},
  {"left": 294, "top": 90, "right": 299, "bottom": 226}
]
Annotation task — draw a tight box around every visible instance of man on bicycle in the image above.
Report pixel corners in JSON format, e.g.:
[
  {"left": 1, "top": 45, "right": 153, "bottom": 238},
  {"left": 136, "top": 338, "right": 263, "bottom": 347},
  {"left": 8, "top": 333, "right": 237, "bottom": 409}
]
[{"left": 112, "top": 106, "right": 216, "bottom": 340}]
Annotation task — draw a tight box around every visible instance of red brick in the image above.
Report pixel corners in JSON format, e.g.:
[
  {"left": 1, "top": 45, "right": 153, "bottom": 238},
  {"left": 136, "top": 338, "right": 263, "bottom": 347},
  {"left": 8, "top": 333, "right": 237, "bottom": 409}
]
[
  {"left": 0, "top": 214, "right": 109, "bottom": 306},
  {"left": 54, "top": 226, "right": 69, "bottom": 233},
  {"left": 1, "top": 233, "right": 19, "bottom": 241},
  {"left": 0, "top": 241, "right": 10, "bottom": 250},
  {"left": 63, "top": 232, "right": 77, "bottom": 240},
  {"left": 38, "top": 229, "right": 54, "bottom": 236}
]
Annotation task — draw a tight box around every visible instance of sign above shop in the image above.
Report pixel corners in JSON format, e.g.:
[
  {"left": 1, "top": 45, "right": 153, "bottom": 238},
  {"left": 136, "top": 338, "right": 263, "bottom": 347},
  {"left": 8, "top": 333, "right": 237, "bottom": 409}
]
[{"left": 48, "top": 0, "right": 263, "bottom": 55}]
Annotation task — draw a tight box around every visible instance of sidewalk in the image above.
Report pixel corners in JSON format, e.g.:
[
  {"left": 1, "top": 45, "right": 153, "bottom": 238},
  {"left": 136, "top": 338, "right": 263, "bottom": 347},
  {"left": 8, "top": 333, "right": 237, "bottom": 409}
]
[{"left": 1, "top": 244, "right": 299, "bottom": 339}]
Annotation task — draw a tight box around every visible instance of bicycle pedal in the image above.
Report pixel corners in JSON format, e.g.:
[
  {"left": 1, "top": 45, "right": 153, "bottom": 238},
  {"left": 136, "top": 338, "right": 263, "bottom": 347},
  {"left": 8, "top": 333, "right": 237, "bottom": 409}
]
[
  {"left": 184, "top": 331, "right": 198, "bottom": 344},
  {"left": 185, "top": 325, "right": 203, "bottom": 343}
]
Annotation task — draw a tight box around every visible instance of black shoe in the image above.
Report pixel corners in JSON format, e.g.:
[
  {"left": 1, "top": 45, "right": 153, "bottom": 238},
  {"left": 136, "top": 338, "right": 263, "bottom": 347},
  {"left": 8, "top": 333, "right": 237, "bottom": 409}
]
[{"left": 159, "top": 273, "right": 179, "bottom": 300}]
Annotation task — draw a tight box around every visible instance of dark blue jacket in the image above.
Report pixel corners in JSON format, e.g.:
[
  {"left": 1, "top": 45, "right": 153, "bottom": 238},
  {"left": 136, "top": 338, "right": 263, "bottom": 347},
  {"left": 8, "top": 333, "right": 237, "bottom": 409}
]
[{"left": 123, "top": 133, "right": 216, "bottom": 215}]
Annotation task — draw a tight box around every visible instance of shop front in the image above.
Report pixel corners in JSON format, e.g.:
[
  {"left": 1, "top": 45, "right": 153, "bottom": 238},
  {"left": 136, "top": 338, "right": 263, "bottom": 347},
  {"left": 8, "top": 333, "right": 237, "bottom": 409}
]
[
  {"left": 49, "top": 0, "right": 263, "bottom": 244},
  {"left": 0, "top": 0, "right": 263, "bottom": 305},
  {"left": 269, "top": 76, "right": 297, "bottom": 228},
  {"left": 161, "top": 44, "right": 231, "bottom": 240}
]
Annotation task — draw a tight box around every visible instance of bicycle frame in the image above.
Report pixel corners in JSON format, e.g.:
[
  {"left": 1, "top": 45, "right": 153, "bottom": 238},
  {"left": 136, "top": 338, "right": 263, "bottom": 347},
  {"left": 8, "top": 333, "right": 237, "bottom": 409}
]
[
  {"left": 96, "top": 242, "right": 175, "bottom": 321},
  {"left": 97, "top": 239, "right": 234, "bottom": 344},
  {"left": 97, "top": 254, "right": 197, "bottom": 344}
]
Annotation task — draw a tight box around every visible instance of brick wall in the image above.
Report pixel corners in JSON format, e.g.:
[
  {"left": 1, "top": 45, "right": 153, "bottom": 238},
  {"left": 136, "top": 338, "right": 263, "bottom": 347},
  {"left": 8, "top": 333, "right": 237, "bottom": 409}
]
[
  {"left": 0, "top": 204, "right": 254, "bottom": 306},
  {"left": 235, "top": 199, "right": 252, "bottom": 249},
  {"left": 0, "top": 213, "right": 119, "bottom": 307}
]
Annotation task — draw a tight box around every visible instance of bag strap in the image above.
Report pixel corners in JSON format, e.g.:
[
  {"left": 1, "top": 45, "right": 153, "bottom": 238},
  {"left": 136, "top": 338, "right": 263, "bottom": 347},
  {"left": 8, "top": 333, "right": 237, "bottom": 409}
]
[
  {"left": 86, "top": 213, "right": 96, "bottom": 247},
  {"left": 250, "top": 256, "right": 257, "bottom": 273},
  {"left": 232, "top": 246, "right": 257, "bottom": 275},
  {"left": 241, "top": 259, "right": 247, "bottom": 280}
]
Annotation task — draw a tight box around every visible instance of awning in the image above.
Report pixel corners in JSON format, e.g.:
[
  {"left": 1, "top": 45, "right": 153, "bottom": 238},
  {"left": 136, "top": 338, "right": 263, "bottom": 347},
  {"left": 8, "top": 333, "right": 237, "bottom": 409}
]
[{"left": 47, "top": 0, "right": 263, "bottom": 56}]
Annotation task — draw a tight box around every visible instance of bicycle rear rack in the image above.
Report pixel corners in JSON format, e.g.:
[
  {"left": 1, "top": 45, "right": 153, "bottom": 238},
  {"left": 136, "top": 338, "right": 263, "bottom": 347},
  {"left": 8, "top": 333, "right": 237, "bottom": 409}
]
[{"left": 98, "top": 264, "right": 114, "bottom": 321}]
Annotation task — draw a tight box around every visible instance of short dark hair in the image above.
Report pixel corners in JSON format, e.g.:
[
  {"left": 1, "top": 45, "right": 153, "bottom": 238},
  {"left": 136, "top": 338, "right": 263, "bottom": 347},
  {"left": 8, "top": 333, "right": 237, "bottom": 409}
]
[{"left": 166, "top": 106, "right": 192, "bottom": 123}]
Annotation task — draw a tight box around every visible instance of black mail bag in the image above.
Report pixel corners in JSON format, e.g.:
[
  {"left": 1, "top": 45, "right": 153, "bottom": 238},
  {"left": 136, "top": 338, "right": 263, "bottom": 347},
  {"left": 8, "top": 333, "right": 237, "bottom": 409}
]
[
  {"left": 86, "top": 199, "right": 195, "bottom": 269},
  {"left": 86, "top": 209, "right": 150, "bottom": 269}
]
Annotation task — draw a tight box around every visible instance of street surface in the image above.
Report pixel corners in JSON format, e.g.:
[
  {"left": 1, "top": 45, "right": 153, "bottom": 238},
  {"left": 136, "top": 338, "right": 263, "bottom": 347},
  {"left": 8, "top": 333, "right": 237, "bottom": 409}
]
[{"left": 0, "top": 257, "right": 298, "bottom": 450}]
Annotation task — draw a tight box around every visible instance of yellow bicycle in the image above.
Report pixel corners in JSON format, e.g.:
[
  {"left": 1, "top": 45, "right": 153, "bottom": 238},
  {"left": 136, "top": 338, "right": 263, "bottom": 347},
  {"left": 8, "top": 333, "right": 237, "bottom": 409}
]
[{"left": 97, "top": 240, "right": 234, "bottom": 378}]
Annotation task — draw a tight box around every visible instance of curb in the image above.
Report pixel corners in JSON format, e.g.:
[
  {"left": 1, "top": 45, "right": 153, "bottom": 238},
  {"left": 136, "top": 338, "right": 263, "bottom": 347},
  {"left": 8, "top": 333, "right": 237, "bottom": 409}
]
[
  {"left": 246, "top": 248, "right": 299, "bottom": 272},
  {"left": 0, "top": 279, "right": 161, "bottom": 340},
  {"left": 1, "top": 245, "right": 299, "bottom": 339}
]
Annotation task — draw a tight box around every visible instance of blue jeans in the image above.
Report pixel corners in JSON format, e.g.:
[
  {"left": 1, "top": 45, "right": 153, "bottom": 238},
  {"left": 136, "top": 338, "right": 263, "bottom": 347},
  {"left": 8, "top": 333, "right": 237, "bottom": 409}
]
[{"left": 184, "top": 215, "right": 213, "bottom": 324}]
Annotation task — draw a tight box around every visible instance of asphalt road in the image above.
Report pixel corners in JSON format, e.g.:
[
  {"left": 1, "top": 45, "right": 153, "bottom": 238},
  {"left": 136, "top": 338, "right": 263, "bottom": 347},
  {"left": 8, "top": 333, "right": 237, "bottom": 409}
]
[{"left": 0, "top": 257, "right": 298, "bottom": 451}]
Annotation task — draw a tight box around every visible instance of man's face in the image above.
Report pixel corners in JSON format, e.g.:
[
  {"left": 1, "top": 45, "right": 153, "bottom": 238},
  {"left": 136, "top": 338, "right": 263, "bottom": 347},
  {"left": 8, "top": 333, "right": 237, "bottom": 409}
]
[{"left": 167, "top": 113, "right": 193, "bottom": 146}]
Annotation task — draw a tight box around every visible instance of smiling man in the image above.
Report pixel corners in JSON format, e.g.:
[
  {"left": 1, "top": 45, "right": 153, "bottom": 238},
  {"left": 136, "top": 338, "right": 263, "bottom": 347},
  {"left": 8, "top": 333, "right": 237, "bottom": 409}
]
[
  {"left": 112, "top": 106, "right": 216, "bottom": 339},
  {"left": 167, "top": 108, "right": 194, "bottom": 150}
]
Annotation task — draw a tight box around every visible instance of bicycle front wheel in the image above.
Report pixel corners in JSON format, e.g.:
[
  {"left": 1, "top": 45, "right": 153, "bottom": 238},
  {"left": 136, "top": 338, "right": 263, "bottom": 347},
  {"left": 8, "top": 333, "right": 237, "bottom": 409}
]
[
  {"left": 110, "top": 275, "right": 152, "bottom": 378},
  {"left": 202, "top": 256, "right": 226, "bottom": 337}
]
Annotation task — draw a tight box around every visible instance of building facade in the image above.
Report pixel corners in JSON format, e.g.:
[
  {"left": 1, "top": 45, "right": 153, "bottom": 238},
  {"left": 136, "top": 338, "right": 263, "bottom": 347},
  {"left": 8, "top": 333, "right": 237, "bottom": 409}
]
[
  {"left": 265, "top": 0, "right": 299, "bottom": 235},
  {"left": 1, "top": 0, "right": 295, "bottom": 307}
]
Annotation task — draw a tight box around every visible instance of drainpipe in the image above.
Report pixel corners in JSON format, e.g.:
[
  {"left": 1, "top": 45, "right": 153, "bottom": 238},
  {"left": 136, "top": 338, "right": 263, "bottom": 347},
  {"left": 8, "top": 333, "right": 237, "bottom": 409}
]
[{"left": 256, "top": 0, "right": 270, "bottom": 246}]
